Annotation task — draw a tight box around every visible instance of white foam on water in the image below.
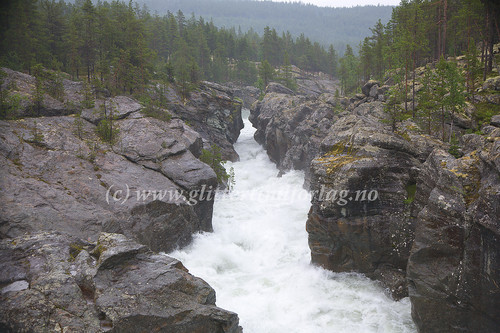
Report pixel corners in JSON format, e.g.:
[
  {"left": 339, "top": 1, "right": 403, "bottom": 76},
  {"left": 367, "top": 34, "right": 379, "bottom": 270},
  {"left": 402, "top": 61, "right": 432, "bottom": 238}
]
[{"left": 169, "top": 111, "right": 416, "bottom": 333}]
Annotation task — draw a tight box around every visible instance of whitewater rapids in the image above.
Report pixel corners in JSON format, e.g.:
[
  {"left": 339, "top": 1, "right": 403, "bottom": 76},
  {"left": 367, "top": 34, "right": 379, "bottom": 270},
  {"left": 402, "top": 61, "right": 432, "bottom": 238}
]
[{"left": 169, "top": 110, "right": 416, "bottom": 333}]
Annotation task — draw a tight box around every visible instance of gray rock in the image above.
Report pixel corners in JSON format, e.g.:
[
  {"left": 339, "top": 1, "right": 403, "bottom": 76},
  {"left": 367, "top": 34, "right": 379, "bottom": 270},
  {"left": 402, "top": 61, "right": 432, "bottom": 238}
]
[
  {"left": 250, "top": 91, "right": 338, "bottom": 185},
  {"left": 1, "top": 67, "right": 83, "bottom": 118},
  {"left": 491, "top": 114, "right": 500, "bottom": 127},
  {"left": 265, "top": 82, "right": 295, "bottom": 95},
  {"left": 164, "top": 82, "right": 243, "bottom": 161},
  {"left": 0, "top": 232, "right": 242, "bottom": 333},
  {"left": 292, "top": 68, "right": 340, "bottom": 97},
  {"left": 306, "top": 104, "right": 433, "bottom": 299},
  {"left": 81, "top": 96, "right": 142, "bottom": 124},
  {"left": 362, "top": 80, "right": 380, "bottom": 96},
  {"left": 0, "top": 115, "right": 215, "bottom": 252},
  {"left": 369, "top": 84, "right": 379, "bottom": 98},
  {"left": 407, "top": 142, "right": 500, "bottom": 332},
  {"left": 229, "top": 84, "right": 260, "bottom": 109},
  {"left": 482, "top": 75, "right": 500, "bottom": 91}
]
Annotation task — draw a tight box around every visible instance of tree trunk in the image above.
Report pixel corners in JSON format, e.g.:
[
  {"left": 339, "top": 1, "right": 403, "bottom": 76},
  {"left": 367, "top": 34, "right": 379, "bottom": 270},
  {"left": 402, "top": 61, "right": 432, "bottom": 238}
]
[
  {"left": 449, "top": 114, "right": 454, "bottom": 143},
  {"left": 483, "top": 10, "right": 489, "bottom": 81},
  {"left": 441, "top": 106, "right": 445, "bottom": 141},
  {"left": 405, "top": 59, "right": 408, "bottom": 112},
  {"left": 412, "top": 54, "right": 416, "bottom": 117},
  {"left": 442, "top": 0, "right": 447, "bottom": 57},
  {"left": 437, "top": 4, "right": 441, "bottom": 61}
]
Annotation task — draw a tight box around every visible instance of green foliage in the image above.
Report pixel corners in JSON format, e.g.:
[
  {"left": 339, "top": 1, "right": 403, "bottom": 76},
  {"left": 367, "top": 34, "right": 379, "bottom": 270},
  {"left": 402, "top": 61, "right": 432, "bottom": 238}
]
[
  {"left": 383, "top": 75, "right": 407, "bottom": 131},
  {"left": 404, "top": 183, "right": 417, "bottom": 204},
  {"left": 448, "top": 133, "right": 462, "bottom": 159},
  {"left": 32, "top": 64, "right": 45, "bottom": 116},
  {"left": 73, "top": 113, "right": 85, "bottom": 140},
  {"left": 28, "top": 120, "right": 45, "bottom": 146},
  {"left": 95, "top": 101, "right": 119, "bottom": 144},
  {"left": 141, "top": 99, "right": 172, "bottom": 122},
  {"left": 258, "top": 60, "right": 274, "bottom": 91},
  {"left": 44, "top": 70, "right": 65, "bottom": 101},
  {"left": 1, "top": 0, "right": 342, "bottom": 91},
  {"left": 339, "top": 45, "right": 359, "bottom": 95},
  {"left": 82, "top": 81, "right": 95, "bottom": 109},
  {"left": 199, "top": 144, "right": 233, "bottom": 187},
  {"left": 96, "top": 119, "right": 119, "bottom": 144},
  {"left": 473, "top": 102, "right": 500, "bottom": 126},
  {"left": 277, "top": 52, "right": 297, "bottom": 91},
  {"left": 0, "top": 70, "right": 11, "bottom": 119},
  {"left": 0, "top": 92, "right": 24, "bottom": 120}
]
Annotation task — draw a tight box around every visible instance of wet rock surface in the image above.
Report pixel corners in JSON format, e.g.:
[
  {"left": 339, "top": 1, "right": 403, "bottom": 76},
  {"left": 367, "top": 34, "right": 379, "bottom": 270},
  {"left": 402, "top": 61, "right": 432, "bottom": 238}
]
[
  {"left": 306, "top": 102, "right": 443, "bottom": 300},
  {"left": 407, "top": 135, "right": 500, "bottom": 332},
  {"left": 0, "top": 115, "right": 215, "bottom": 252},
  {"left": 0, "top": 232, "right": 242, "bottom": 333},
  {"left": 163, "top": 81, "right": 244, "bottom": 161},
  {"left": 0, "top": 69, "right": 243, "bottom": 332},
  {"left": 250, "top": 90, "right": 343, "bottom": 184}
]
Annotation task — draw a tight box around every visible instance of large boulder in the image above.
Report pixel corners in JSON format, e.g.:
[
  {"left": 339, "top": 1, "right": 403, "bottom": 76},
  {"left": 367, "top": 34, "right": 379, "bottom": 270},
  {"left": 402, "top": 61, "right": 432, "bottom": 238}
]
[
  {"left": 0, "top": 232, "right": 241, "bottom": 332},
  {"left": 482, "top": 75, "right": 500, "bottom": 91},
  {"left": 362, "top": 80, "right": 380, "bottom": 97},
  {"left": 407, "top": 133, "right": 500, "bottom": 332},
  {"left": 292, "top": 67, "right": 340, "bottom": 97},
  {"left": 0, "top": 115, "right": 216, "bottom": 252}
]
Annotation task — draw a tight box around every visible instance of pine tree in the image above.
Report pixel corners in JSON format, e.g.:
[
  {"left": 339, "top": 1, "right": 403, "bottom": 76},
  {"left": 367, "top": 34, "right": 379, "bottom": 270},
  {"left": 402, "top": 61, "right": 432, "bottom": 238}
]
[
  {"left": 443, "top": 60, "right": 465, "bottom": 142},
  {"left": 280, "top": 51, "right": 296, "bottom": 91},
  {"left": 258, "top": 60, "right": 274, "bottom": 91}
]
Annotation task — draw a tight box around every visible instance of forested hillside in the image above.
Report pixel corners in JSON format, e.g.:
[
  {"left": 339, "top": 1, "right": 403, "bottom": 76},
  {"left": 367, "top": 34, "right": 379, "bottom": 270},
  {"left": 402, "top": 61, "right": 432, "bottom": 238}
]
[
  {"left": 339, "top": 0, "right": 499, "bottom": 94},
  {"left": 115, "top": 0, "right": 394, "bottom": 54},
  {"left": 0, "top": 0, "right": 338, "bottom": 98},
  {"left": 336, "top": 0, "right": 499, "bottom": 145}
]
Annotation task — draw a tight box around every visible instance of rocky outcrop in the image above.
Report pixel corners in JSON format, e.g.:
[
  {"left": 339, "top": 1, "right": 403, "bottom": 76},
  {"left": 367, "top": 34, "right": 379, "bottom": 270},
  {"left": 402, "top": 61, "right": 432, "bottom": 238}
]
[
  {"left": 290, "top": 66, "right": 340, "bottom": 97},
  {"left": 0, "top": 114, "right": 217, "bottom": 252},
  {"left": 406, "top": 126, "right": 500, "bottom": 332},
  {"left": 0, "top": 68, "right": 244, "bottom": 331},
  {"left": 306, "top": 101, "right": 445, "bottom": 300},
  {"left": 81, "top": 96, "right": 143, "bottom": 124},
  {"left": 1, "top": 67, "right": 84, "bottom": 118},
  {"left": 0, "top": 232, "right": 241, "bottom": 332},
  {"left": 1, "top": 68, "right": 243, "bottom": 162},
  {"left": 228, "top": 84, "right": 260, "bottom": 109},
  {"left": 250, "top": 91, "right": 345, "bottom": 184},
  {"left": 163, "top": 81, "right": 244, "bottom": 161}
]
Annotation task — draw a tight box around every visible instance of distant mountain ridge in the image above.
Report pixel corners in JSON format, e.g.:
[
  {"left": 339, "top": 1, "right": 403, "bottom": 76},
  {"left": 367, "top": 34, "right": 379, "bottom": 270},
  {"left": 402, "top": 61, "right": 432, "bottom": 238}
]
[{"left": 135, "top": 0, "right": 394, "bottom": 54}]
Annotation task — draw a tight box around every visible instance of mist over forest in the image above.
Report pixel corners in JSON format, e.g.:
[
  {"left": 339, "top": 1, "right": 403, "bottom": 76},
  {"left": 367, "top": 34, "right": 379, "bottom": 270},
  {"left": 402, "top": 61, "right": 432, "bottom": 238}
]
[{"left": 106, "top": 0, "right": 394, "bottom": 54}]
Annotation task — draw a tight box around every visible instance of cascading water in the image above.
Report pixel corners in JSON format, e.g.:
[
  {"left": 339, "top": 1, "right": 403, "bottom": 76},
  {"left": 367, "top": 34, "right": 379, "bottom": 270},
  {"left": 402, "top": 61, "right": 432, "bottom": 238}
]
[{"left": 169, "top": 110, "right": 416, "bottom": 333}]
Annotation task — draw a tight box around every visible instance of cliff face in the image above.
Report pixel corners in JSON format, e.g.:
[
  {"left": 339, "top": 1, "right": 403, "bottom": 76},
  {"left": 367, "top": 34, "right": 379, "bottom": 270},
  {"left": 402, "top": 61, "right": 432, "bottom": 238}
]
[
  {"left": 0, "top": 69, "right": 243, "bottom": 331},
  {"left": 250, "top": 83, "right": 344, "bottom": 184},
  {"left": 407, "top": 126, "right": 500, "bottom": 332},
  {"left": 163, "top": 81, "right": 244, "bottom": 161},
  {"left": 306, "top": 101, "right": 444, "bottom": 300}
]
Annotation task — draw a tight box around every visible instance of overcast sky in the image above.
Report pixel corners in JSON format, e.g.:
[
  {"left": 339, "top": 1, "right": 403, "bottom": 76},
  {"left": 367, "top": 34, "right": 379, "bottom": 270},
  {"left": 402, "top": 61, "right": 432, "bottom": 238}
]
[{"left": 262, "top": 0, "right": 401, "bottom": 7}]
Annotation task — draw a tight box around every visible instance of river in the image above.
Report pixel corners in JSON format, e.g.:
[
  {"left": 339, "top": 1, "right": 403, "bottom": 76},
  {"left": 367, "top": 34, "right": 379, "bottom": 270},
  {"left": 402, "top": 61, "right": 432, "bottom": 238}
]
[{"left": 169, "top": 111, "right": 416, "bottom": 333}]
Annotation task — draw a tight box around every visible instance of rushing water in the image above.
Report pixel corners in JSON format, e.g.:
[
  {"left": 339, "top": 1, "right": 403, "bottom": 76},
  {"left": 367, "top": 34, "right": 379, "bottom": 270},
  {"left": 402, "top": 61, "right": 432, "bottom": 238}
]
[{"left": 169, "top": 111, "right": 416, "bottom": 333}]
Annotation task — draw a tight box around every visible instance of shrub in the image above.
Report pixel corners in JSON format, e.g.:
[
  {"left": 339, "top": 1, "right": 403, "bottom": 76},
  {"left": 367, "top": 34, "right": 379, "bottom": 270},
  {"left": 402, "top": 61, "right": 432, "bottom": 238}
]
[
  {"left": 96, "top": 118, "right": 119, "bottom": 144},
  {"left": 199, "top": 144, "right": 234, "bottom": 188}
]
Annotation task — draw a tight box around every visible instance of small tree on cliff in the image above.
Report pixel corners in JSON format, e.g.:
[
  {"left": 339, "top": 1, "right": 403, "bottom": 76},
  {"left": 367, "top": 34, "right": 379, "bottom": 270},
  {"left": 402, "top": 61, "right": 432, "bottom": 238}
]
[{"left": 258, "top": 60, "right": 274, "bottom": 91}]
